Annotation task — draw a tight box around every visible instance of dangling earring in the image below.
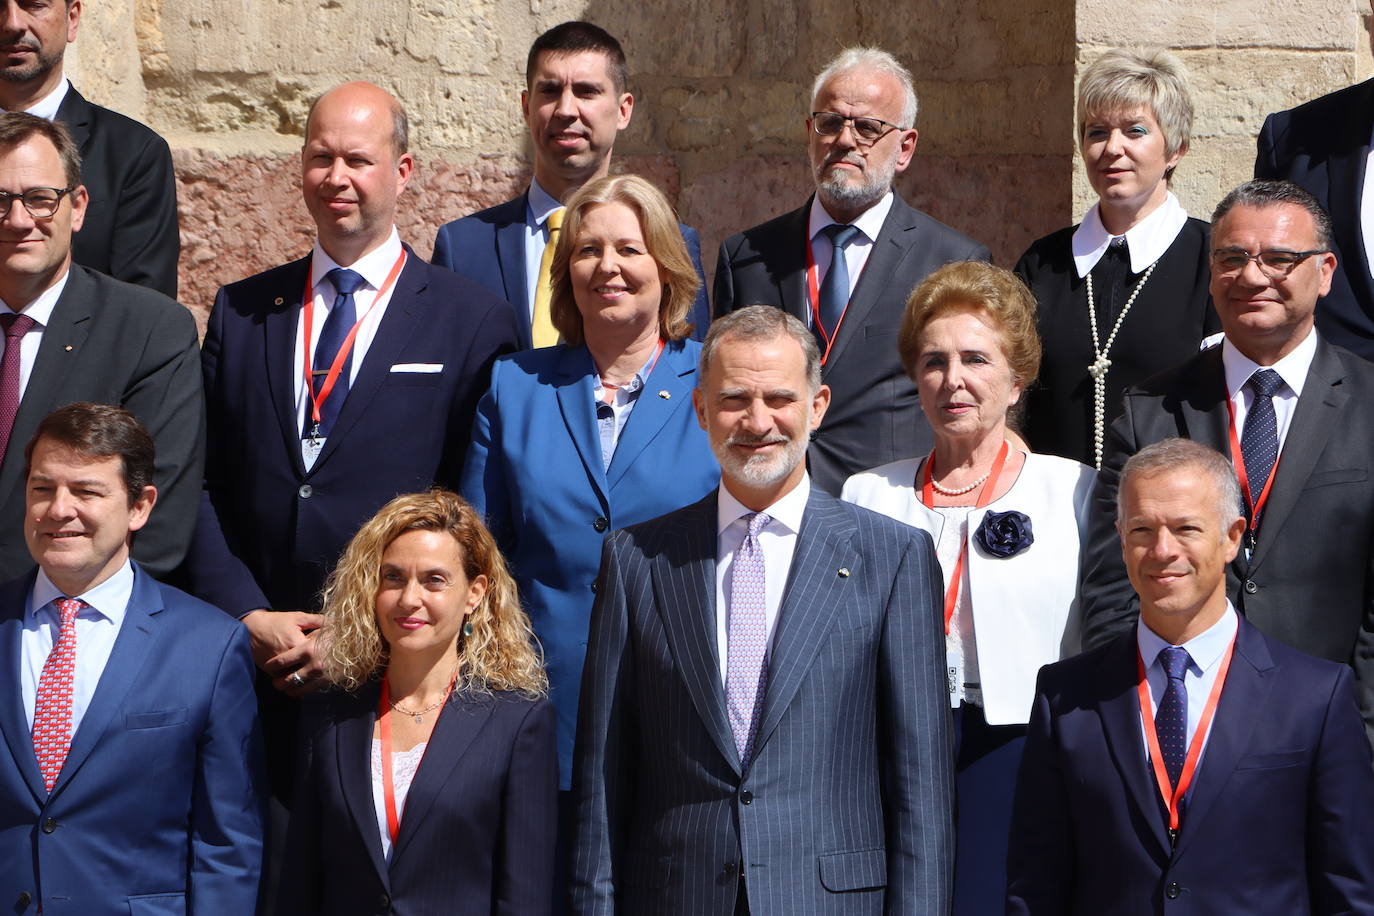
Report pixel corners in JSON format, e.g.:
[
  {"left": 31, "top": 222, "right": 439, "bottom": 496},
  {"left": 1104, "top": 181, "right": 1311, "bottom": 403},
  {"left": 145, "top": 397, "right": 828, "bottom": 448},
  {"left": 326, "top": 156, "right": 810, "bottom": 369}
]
[{"left": 462, "top": 620, "right": 474, "bottom": 638}]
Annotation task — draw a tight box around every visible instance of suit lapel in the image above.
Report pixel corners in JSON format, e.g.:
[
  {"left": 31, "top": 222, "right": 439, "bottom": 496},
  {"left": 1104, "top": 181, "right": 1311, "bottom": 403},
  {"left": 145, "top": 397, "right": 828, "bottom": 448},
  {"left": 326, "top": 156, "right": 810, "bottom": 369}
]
[
  {"left": 263, "top": 256, "right": 310, "bottom": 477},
  {"left": 1249, "top": 340, "right": 1344, "bottom": 572},
  {"left": 1175, "top": 347, "right": 1230, "bottom": 451},
  {"left": 54, "top": 87, "right": 93, "bottom": 151},
  {"left": 553, "top": 346, "right": 609, "bottom": 503},
  {"left": 0, "top": 574, "right": 43, "bottom": 803},
  {"left": 391, "top": 696, "right": 495, "bottom": 862},
  {"left": 495, "top": 193, "right": 531, "bottom": 343},
  {"left": 766, "top": 204, "right": 811, "bottom": 325},
  {"left": 653, "top": 494, "right": 739, "bottom": 773},
  {"left": 334, "top": 684, "right": 390, "bottom": 889},
  {"left": 605, "top": 341, "right": 696, "bottom": 491},
  {"left": 823, "top": 198, "right": 914, "bottom": 369}
]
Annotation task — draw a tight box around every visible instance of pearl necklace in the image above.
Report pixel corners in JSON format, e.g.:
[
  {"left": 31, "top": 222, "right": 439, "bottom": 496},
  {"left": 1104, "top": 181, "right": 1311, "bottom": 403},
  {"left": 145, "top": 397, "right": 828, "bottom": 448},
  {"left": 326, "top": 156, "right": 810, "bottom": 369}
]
[
  {"left": 1086, "top": 258, "right": 1159, "bottom": 470},
  {"left": 930, "top": 471, "right": 991, "bottom": 496}
]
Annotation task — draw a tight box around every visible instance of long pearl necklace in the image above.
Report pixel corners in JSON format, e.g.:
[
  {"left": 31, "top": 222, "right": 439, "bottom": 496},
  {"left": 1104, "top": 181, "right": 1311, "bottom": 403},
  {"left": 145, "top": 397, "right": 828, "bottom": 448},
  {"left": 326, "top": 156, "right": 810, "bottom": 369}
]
[
  {"left": 930, "top": 471, "right": 991, "bottom": 496},
  {"left": 1086, "top": 258, "right": 1159, "bottom": 469}
]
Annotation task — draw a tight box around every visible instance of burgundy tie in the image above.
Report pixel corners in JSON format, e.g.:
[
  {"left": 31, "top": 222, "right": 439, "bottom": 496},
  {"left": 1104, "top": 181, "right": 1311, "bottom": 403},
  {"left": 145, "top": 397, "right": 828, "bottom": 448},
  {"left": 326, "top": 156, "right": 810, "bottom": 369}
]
[{"left": 0, "top": 312, "right": 35, "bottom": 467}]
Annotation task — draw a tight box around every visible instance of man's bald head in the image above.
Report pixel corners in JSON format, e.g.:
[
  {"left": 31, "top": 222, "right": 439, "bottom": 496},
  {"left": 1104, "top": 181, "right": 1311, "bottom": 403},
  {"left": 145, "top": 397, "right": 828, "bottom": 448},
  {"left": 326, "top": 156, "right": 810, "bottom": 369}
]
[{"left": 305, "top": 81, "right": 409, "bottom": 157}]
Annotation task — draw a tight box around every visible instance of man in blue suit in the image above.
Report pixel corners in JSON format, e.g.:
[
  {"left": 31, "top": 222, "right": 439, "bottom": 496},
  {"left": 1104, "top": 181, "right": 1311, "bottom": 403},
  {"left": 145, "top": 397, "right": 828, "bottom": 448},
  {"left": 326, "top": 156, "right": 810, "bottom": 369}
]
[
  {"left": 0, "top": 402, "right": 263, "bottom": 915},
  {"left": 431, "top": 21, "right": 710, "bottom": 346},
  {"left": 572, "top": 307, "right": 953, "bottom": 915},
  {"left": 1007, "top": 438, "right": 1374, "bottom": 915}
]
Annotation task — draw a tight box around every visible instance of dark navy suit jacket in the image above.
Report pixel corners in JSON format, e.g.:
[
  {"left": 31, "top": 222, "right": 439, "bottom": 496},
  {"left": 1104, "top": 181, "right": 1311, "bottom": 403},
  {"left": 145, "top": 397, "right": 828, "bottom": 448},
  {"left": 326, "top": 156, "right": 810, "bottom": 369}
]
[
  {"left": 1007, "top": 619, "right": 1374, "bottom": 915},
  {"left": 431, "top": 191, "right": 712, "bottom": 347}
]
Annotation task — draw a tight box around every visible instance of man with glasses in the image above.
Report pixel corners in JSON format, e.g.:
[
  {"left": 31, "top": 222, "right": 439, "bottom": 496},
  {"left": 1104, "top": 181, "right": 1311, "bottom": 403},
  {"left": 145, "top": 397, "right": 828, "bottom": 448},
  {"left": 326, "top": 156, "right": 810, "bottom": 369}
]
[
  {"left": 0, "top": 112, "right": 201, "bottom": 583},
  {"left": 713, "top": 47, "right": 988, "bottom": 495},
  {"left": 1081, "top": 179, "right": 1374, "bottom": 749}
]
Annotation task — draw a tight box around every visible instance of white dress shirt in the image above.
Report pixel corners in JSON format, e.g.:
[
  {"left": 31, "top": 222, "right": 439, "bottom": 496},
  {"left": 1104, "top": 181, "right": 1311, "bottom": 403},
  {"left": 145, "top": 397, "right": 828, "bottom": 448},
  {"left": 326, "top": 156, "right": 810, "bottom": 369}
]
[
  {"left": 1362, "top": 135, "right": 1374, "bottom": 284},
  {"left": 1071, "top": 191, "right": 1189, "bottom": 278},
  {"left": 1136, "top": 604, "right": 1239, "bottom": 768},
  {"left": 523, "top": 178, "right": 563, "bottom": 318},
  {"left": 805, "top": 192, "right": 894, "bottom": 327},
  {"left": 293, "top": 229, "right": 405, "bottom": 467},
  {"left": 1221, "top": 327, "right": 1318, "bottom": 454},
  {"left": 714, "top": 475, "right": 812, "bottom": 681},
  {"left": 9, "top": 77, "right": 69, "bottom": 119},
  {"left": 21, "top": 562, "right": 136, "bottom": 733},
  {"left": 0, "top": 270, "right": 71, "bottom": 398}
]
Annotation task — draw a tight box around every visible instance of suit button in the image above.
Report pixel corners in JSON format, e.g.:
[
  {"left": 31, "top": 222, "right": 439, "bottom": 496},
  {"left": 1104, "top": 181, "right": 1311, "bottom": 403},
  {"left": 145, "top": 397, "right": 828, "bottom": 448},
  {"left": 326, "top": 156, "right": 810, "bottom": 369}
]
[
  {"left": 298, "top": 484, "right": 313, "bottom": 499},
  {"left": 722, "top": 861, "right": 736, "bottom": 877},
  {"left": 590, "top": 580, "right": 598, "bottom": 593},
  {"left": 16, "top": 891, "right": 31, "bottom": 908},
  {"left": 1166, "top": 882, "right": 1180, "bottom": 899},
  {"left": 41, "top": 818, "right": 56, "bottom": 834},
  {"left": 1244, "top": 579, "right": 1258, "bottom": 594},
  {"left": 593, "top": 516, "right": 609, "bottom": 532},
  {"left": 379, "top": 892, "right": 391, "bottom": 907},
  {"left": 740, "top": 790, "right": 753, "bottom": 805}
]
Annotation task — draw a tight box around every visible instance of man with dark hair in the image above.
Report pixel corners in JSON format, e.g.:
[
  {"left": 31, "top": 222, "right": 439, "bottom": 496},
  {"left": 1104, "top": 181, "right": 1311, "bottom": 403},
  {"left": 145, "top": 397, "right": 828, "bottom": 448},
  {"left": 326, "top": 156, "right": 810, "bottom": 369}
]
[
  {"left": 0, "top": 111, "right": 202, "bottom": 583},
  {"left": 0, "top": 402, "right": 264, "bottom": 915},
  {"left": 0, "top": 0, "right": 179, "bottom": 297},
  {"left": 432, "top": 20, "right": 711, "bottom": 347},
  {"left": 1081, "top": 179, "right": 1374, "bottom": 747},
  {"left": 1009, "top": 438, "right": 1374, "bottom": 915}
]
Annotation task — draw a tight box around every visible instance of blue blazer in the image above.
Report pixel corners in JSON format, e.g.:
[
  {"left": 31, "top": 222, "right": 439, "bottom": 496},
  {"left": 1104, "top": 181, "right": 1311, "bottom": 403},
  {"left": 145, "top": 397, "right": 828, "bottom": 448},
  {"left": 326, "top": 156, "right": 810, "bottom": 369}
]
[
  {"left": 278, "top": 684, "right": 557, "bottom": 916},
  {"left": 0, "top": 565, "right": 265, "bottom": 915},
  {"left": 431, "top": 191, "right": 713, "bottom": 346},
  {"left": 1007, "top": 619, "right": 1374, "bottom": 915},
  {"left": 460, "top": 339, "right": 718, "bottom": 787}
]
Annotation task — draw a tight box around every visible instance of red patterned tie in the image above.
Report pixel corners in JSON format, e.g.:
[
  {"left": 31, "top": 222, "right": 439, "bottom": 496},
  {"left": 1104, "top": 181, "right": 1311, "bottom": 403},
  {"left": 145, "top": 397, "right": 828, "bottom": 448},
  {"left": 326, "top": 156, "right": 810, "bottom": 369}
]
[
  {"left": 0, "top": 312, "right": 34, "bottom": 468},
  {"left": 32, "top": 597, "right": 82, "bottom": 793}
]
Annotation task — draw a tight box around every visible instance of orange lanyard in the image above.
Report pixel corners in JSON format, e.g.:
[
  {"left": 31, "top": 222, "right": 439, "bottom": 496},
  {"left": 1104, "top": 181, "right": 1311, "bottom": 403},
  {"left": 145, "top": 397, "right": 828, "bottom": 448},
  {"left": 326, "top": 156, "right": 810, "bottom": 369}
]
[
  {"left": 917, "top": 440, "right": 1011, "bottom": 634},
  {"left": 804, "top": 227, "right": 866, "bottom": 366},
  {"left": 300, "top": 250, "right": 407, "bottom": 434},
  {"left": 1225, "top": 397, "right": 1281, "bottom": 546},
  {"left": 1135, "top": 631, "right": 1236, "bottom": 846},
  {"left": 377, "top": 678, "right": 403, "bottom": 847},
  {"left": 598, "top": 338, "right": 666, "bottom": 404}
]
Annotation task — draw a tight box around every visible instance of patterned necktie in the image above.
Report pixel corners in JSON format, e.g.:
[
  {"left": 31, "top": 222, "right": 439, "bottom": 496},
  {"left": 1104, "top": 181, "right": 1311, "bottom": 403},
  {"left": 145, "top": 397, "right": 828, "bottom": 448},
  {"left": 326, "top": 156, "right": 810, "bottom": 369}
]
[
  {"left": 1155, "top": 645, "right": 1191, "bottom": 789},
  {"left": 817, "top": 224, "right": 860, "bottom": 347},
  {"left": 531, "top": 207, "right": 564, "bottom": 348},
  {"left": 726, "top": 512, "right": 771, "bottom": 768},
  {"left": 32, "top": 597, "right": 83, "bottom": 793},
  {"left": 1239, "top": 369, "right": 1283, "bottom": 514},
  {"left": 305, "top": 267, "right": 365, "bottom": 439},
  {"left": 0, "top": 312, "right": 35, "bottom": 467}
]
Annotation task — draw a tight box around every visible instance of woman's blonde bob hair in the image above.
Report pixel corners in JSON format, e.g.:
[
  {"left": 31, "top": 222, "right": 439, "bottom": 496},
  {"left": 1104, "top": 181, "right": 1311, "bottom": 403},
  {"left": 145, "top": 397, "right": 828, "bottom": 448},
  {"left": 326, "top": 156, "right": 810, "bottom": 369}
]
[
  {"left": 318, "top": 489, "right": 546, "bottom": 697},
  {"left": 1077, "top": 47, "right": 1193, "bottom": 171},
  {"left": 549, "top": 173, "right": 700, "bottom": 346}
]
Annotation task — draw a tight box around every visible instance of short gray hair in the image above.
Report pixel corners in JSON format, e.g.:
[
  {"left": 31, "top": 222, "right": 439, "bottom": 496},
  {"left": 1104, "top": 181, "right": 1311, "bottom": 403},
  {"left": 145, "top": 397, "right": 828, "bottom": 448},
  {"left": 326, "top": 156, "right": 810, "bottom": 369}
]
[
  {"left": 1117, "top": 438, "right": 1243, "bottom": 530},
  {"left": 1212, "top": 179, "right": 1333, "bottom": 252},
  {"left": 1077, "top": 47, "right": 1193, "bottom": 165},
  {"left": 700, "top": 306, "right": 821, "bottom": 393},
  {"left": 811, "top": 47, "right": 918, "bottom": 129}
]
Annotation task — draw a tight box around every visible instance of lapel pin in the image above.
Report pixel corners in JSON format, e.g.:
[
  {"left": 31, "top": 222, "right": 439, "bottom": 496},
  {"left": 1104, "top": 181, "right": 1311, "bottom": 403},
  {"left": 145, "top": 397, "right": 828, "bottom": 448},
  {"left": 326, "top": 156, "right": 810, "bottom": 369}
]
[
  {"left": 274, "top": 296, "right": 284, "bottom": 305},
  {"left": 63, "top": 345, "right": 73, "bottom": 351},
  {"left": 837, "top": 567, "right": 850, "bottom": 578},
  {"left": 658, "top": 390, "right": 671, "bottom": 399}
]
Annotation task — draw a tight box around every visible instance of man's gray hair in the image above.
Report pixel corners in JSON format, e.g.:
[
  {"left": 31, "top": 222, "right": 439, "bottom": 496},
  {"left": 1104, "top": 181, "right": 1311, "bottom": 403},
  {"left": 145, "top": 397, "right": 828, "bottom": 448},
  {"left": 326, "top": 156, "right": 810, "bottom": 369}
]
[
  {"left": 811, "top": 47, "right": 918, "bottom": 129},
  {"left": 1212, "top": 179, "right": 1332, "bottom": 252},
  {"left": 700, "top": 306, "right": 822, "bottom": 393},
  {"left": 1117, "top": 438, "right": 1243, "bottom": 530}
]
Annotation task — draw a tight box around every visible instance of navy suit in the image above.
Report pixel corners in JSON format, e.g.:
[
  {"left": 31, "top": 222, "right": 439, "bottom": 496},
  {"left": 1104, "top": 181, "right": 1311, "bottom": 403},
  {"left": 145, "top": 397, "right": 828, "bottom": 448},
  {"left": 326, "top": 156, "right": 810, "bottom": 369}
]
[
  {"left": 279, "top": 685, "right": 557, "bottom": 916},
  {"left": 572, "top": 487, "right": 954, "bottom": 915},
  {"left": 431, "top": 191, "right": 712, "bottom": 346},
  {"left": 1007, "top": 619, "right": 1374, "bottom": 915},
  {"left": 460, "top": 339, "right": 718, "bottom": 788},
  {"left": 0, "top": 565, "right": 265, "bottom": 915}
]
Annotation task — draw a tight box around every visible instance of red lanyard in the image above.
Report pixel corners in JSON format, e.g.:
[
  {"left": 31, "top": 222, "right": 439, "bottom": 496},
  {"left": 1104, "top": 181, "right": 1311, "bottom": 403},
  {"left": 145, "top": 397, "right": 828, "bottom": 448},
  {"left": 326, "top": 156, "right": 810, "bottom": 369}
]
[
  {"left": 1224, "top": 397, "right": 1281, "bottom": 542},
  {"left": 598, "top": 338, "right": 666, "bottom": 405},
  {"left": 377, "top": 678, "right": 403, "bottom": 846},
  {"left": 917, "top": 440, "right": 1011, "bottom": 634},
  {"left": 804, "top": 227, "right": 866, "bottom": 366},
  {"left": 300, "top": 250, "right": 407, "bottom": 434},
  {"left": 1135, "top": 631, "right": 1236, "bottom": 845}
]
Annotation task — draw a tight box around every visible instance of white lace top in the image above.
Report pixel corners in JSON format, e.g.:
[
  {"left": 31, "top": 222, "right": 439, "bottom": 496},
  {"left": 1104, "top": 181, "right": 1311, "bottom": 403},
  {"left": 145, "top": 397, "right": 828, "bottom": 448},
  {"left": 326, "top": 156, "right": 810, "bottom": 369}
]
[
  {"left": 932, "top": 506, "right": 982, "bottom": 709},
  {"left": 370, "top": 738, "right": 428, "bottom": 861}
]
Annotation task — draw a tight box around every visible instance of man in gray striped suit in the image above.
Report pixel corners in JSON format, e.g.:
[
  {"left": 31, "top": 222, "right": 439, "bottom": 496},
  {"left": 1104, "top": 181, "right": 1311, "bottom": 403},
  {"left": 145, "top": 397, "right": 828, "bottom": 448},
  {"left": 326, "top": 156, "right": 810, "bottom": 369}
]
[{"left": 572, "top": 306, "right": 954, "bottom": 915}]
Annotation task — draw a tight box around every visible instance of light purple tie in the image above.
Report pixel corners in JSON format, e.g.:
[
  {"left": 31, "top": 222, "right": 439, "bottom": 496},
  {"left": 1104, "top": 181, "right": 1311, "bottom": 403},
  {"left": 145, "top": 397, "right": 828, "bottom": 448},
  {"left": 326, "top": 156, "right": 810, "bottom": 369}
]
[{"left": 726, "top": 512, "right": 771, "bottom": 767}]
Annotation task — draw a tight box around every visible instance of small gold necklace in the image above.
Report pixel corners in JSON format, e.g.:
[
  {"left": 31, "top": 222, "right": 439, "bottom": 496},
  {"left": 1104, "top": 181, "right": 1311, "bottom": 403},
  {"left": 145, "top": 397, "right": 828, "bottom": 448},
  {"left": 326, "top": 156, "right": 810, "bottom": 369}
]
[{"left": 388, "top": 666, "right": 458, "bottom": 724}]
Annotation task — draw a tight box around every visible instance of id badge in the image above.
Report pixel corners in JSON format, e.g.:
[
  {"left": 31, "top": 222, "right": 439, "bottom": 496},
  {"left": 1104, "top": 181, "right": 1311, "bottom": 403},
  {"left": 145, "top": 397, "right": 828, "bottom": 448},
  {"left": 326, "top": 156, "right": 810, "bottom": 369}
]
[{"left": 302, "top": 435, "right": 324, "bottom": 468}]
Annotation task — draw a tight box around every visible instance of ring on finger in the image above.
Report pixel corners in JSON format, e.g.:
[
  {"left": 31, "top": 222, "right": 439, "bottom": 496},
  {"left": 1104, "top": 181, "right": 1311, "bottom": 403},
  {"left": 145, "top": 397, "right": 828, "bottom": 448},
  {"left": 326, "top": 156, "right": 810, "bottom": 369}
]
[{"left": 288, "top": 671, "right": 305, "bottom": 687}]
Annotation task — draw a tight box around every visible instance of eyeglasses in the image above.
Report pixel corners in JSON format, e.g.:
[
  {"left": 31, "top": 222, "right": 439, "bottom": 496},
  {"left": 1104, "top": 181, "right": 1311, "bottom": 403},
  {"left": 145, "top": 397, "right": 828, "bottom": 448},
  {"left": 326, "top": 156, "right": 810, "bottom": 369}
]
[
  {"left": 1210, "top": 247, "right": 1328, "bottom": 278},
  {"left": 0, "top": 187, "right": 76, "bottom": 220},
  {"left": 810, "top": 111, "right": 907, "bottom": 145}
]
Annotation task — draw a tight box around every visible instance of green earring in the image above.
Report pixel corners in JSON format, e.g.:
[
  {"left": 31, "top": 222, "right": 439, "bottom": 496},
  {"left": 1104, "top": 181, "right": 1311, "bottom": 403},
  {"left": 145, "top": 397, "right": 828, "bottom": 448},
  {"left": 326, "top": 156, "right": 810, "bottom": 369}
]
[{"left": 462, "top": 620, "right": 474, "bottom": 638}]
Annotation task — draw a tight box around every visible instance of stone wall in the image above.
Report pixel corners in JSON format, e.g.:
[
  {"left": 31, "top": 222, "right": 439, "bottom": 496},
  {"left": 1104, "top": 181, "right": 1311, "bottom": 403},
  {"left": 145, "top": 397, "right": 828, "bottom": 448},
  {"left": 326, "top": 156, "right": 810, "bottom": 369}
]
[{"left": 66, "top": 0, "right": 1371, "bottom": 327}]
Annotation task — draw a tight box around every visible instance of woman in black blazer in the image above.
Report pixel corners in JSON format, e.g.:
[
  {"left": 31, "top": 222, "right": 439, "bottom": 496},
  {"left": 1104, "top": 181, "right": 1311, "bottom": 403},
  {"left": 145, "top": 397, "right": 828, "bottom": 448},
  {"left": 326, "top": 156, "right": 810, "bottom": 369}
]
[{"left": 278, "top": 489, "right": 557, "bottom": 915}]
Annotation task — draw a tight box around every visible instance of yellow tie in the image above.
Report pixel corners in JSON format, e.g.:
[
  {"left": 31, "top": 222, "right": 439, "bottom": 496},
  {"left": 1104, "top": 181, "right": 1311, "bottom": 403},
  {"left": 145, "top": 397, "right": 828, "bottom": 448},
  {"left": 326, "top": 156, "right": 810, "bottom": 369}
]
[{"left": 531, "top": 207, "right": 564, "bottom": 348}]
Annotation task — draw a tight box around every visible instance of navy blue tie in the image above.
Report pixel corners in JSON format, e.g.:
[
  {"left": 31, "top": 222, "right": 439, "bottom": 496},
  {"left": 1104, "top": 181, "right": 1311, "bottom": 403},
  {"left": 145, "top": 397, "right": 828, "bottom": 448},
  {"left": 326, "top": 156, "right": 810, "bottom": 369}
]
[
  {"left": 817, "top": 224, "right": 859, "bottom": 347},
  {"left": 305, "top": 267, "right": 365, "bottom": 439},
  {"left": 1240, "top": 369, "right": 1283, "bottom": 517},
  {"left": 1155, "top": 646, "right": 1191, "bottom": 789}
]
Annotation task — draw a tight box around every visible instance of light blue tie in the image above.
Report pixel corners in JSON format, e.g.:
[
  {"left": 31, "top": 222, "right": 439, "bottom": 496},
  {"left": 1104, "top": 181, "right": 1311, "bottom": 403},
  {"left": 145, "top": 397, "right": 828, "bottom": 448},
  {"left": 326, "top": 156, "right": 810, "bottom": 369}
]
[{"left": 817, "top": 224, "right": 859, "bottom": 347}]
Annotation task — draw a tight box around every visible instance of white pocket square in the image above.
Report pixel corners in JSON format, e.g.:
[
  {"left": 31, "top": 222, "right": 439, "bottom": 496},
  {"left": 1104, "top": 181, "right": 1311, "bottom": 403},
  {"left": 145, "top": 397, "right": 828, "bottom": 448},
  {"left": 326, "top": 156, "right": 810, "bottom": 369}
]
[{"left": 390, "top": 363, "right": 444, "bottom": 373}]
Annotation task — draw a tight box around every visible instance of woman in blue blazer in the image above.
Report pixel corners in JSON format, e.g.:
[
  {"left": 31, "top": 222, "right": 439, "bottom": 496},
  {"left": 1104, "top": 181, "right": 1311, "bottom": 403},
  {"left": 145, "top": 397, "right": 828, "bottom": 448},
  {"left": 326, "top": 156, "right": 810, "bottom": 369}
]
[
  {"left": 277, "top": 490, "right": 557, "bottom": 915},
  {"left": 461, "top": 174, "right": 719, "bottom": 792}
]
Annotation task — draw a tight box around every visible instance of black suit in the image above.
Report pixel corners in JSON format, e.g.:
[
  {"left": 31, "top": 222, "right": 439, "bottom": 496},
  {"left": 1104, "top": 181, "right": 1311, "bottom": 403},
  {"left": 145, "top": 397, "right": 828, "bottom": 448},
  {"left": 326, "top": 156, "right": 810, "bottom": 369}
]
[
  {"left": 56, "top": 85, "right": 180, "bottom": 299},
  {"left": 1255, "top": 78, "right": 1374, "bottom": 361},
  {"left": 1080, "top": 337, "right": 1374, "bottom": 744},
  {"left": 0, "top": 265, "right": 202, "bottom": 580},
  {"left": 713, "top": 195, "right": 989, "bottom": 494},
  {"left": 279, "top": 684, "right": 557, "bottom": 915}
]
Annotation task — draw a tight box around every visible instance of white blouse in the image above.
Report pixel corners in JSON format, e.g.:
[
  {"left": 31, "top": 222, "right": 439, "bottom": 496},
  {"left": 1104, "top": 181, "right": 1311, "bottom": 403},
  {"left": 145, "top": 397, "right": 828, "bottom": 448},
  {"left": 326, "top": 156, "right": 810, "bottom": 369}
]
[{"left": 370, "top": 738, "right": 428, "bottom": 861}]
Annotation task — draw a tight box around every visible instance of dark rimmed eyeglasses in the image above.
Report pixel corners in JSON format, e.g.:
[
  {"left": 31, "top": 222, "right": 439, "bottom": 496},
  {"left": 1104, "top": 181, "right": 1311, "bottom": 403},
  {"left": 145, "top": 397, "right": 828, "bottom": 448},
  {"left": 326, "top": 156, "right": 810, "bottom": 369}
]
[
  {"left": 1210, "top": 247, "right": 1328, "bottom": 278},
  {"left": 0, "top": 187, "right": 77, "bottom": 220},
  {"left": 810, "top": 111, "right": 907, "bottom": 145}
]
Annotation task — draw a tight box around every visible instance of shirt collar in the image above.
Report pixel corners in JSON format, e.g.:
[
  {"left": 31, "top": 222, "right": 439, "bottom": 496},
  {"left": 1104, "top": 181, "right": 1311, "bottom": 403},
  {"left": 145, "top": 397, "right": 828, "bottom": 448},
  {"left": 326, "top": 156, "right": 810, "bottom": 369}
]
[
  {"left": 716, "top": 472, "right": 812, "bottom": 537},
  {"left": 1221, "top": 326, "right": 1318, "bottom": 399},
  {"left": 808, "top": 191, "right": 893, "bottom": 244},
  {"left": 1072, "top": 192, "right": 1188, "bottom": 277},
  {"left": 310, "top": 228, "right": 403, "bottom": 291},
  {"left": 526, "top": 178, "right": 563, "bottom": 229},
  {"left": 1136, "top": 601, "right": 1238, "bottom": 675},
  {"left": 0, "top": 267, "right": 71, "bottom": 326},
  {"left": 16, "top": 78, "right": 69, "bottom": 121},
  {"left": 592, "top": 341, "right": 660, "bottom": 401},
  {"left": 28, "top": 560, "right": 135, "bottom": 628}
]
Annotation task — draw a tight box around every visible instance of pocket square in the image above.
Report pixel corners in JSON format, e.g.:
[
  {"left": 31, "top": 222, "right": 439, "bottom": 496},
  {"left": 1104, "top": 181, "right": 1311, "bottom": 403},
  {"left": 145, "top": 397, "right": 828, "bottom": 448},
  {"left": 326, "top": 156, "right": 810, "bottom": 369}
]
[{"left": 390, "top": 363, "right": 444, "bottom": 373}]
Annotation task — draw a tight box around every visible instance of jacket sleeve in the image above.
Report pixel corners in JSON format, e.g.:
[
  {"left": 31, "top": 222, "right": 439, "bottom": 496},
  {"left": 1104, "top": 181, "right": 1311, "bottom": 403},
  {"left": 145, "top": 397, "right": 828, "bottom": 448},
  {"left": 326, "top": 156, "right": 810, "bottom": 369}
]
[
  {"left": 1005, "top": 671, "right": 1075, "bottom": 915},
  {"left": 494, "top": 699, "right": 559, "bottom": 915},
  {"left": 104, "top": 128, "right": 180, "bottom": 299},
  {"left": 1079, "top": 394, "right": 1142, "bottom": 649}
]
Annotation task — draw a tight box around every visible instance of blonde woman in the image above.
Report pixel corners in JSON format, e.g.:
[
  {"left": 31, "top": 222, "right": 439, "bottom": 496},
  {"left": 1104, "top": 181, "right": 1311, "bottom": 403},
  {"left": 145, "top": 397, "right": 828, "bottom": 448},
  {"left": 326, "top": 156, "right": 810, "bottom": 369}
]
[{"left": 278, "top": 490, "right": 556, "bottom": 915}]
